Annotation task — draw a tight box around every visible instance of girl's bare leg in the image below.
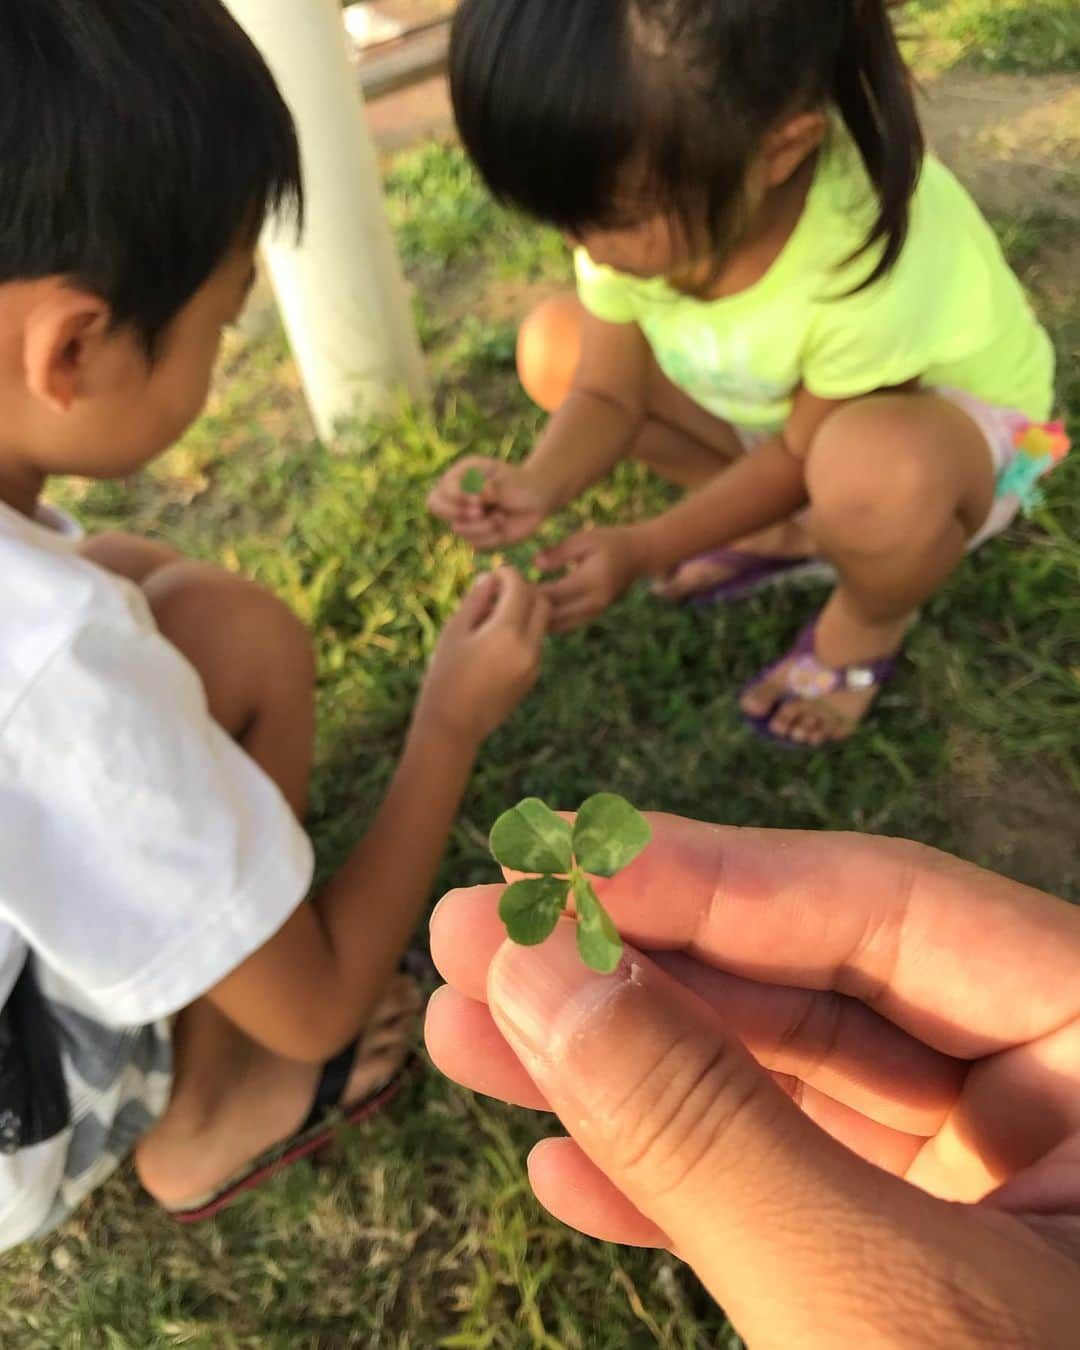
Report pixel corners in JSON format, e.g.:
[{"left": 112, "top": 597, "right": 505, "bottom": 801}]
[{"left": 740, "top": 394, "right": 997, "bottom": 744}]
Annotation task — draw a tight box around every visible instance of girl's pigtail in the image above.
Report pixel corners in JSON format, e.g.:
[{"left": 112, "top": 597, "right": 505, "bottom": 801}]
[{"left": 834, "top": 0, "right": 924, "bottom": 286}]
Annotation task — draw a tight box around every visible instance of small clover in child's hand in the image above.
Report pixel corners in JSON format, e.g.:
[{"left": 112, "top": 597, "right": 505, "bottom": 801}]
[
  {"left": 461, "top": 467, "right": 487, "bottom": 495},
  {"left": 489, "top": 794, "right": 651, "bottom": 972}
]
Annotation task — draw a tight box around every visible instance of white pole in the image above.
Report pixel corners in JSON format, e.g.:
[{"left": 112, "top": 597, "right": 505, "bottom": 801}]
[{"left": 224, "top": 0, "right": 428, "bottom": 442}]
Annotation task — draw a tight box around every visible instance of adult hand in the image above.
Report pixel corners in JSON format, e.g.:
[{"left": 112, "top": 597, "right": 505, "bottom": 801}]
[{"left": 426, "top": 816, "right": 1080, "bottom": 1348}]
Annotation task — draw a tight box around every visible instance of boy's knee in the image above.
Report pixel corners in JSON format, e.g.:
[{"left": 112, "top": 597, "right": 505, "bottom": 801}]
[
  {"left": 806, "top": 401, "right": 949, "bottom": 552},
  {"left": 517, "top": 294, "right": 584, "bottom": 412},
  {"left": 81, "top": 531, "right": 185, "bottom": 585},
  {"left": 145, "top": 562, "right": 316, "bottom": 690}
]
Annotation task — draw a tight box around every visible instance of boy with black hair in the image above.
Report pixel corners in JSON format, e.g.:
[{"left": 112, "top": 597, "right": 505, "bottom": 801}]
[{"left": 0, "top": 0, "right": 547, "bottom": 1245}]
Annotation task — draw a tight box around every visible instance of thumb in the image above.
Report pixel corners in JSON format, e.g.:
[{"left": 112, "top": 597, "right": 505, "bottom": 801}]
[
  {"left": 479, "top": 466, "right": 510, "bottom": 507},
  {"left": 536, "top": 532, "right": 593, "bottom": 573},
  {"left": 486, "top": 924, "right": 977, "bottom": 1346}
]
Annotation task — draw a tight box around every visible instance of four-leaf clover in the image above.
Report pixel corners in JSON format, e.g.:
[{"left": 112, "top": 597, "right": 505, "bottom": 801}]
[{"left": 489, "top": 794, "right": 651, "bottom": 973}]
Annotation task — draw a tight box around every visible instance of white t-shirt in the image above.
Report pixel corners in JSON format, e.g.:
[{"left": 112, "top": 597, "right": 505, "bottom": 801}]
[{"left": 0, "top": 500, "right": 315, "bottom": 1245}]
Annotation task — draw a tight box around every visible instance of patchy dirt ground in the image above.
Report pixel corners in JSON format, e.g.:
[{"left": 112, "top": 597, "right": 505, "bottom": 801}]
[
  {"left": 359, "top": 64, "right": 1080, "bottom": 279},
  {"left": 923, "top": 70, "right": 1079, "bottom": 222},
  {"left": 949, "top": 754, "right": 1080, "bottom": 896}
]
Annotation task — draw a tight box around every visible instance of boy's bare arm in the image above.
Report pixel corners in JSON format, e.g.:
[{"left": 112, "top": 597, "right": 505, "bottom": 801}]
[
  {"left": 205, "top": 569, "right": 549, "bottom": 1062},
  {"left": 206, "top": 709, "right": 477, "bottom": 1060}
]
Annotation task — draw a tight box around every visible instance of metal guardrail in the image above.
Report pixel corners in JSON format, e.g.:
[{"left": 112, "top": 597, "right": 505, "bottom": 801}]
[{"left": 355, "top": 15, "right": 451, "bottom": 101}]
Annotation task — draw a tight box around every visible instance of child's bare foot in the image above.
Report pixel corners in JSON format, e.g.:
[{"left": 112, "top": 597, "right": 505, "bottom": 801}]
[
  {"left": 654, "top": 519, "right": 818, "bottom": 602},
  {"left": 136, "top": 975, "right": 422, "bottom": 1211},
  {"left": 739, "top": 597, "right": 910, "bottom": 746}
]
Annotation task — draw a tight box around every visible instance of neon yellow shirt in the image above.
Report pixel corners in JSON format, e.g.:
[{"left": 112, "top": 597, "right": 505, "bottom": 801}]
[{"left": 575, "top": 138, "right": 1055, "bottom": 432}]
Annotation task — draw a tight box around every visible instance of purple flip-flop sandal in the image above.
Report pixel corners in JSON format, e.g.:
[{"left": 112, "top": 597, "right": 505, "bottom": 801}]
[
  {"left": 741, "top": 620, "right": 901, "bottom": 749},
  {"left": 676, "top": 549, "right": 837, "bottom": 607}
]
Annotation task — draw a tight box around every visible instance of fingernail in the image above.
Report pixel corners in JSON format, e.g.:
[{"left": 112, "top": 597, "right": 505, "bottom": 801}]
[
  {"left": 425, "top": 983, "right": 451, "bottom": 1015},
  {"left": 429, "top": 888, "right": 465, "bottom": 931},
  {"left": 488, "top": 922, "right": 633, "bottom": 1062}
]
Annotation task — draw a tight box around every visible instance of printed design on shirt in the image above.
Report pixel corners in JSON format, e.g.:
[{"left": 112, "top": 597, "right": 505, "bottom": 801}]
[{"left": 641, "top": 315, "right": 796, "bottom": 418}]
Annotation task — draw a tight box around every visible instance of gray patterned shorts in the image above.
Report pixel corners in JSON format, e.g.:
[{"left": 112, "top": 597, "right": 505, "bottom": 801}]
[{"left": 30, "top": 968, "right": 173, "bottom": 1239}]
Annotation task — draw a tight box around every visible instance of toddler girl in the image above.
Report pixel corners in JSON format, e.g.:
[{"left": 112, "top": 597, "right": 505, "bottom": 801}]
[{"left": 429, "top": 0, "right": 1068, "bottom": 746}]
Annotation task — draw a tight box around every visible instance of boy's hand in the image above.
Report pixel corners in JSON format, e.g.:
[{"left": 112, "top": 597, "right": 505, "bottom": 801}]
[
  {"left": 418, "top": 567, "right": 550, "bottom": 743},
  {"left": 537, "top": 526, "right": 650, "bottom": 633},
  {"left": 427, "top": 457, "right": 551, "bottom": 550}
]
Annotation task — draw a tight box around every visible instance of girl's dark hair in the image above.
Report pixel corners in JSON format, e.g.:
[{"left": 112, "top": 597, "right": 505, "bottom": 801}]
[
  {"left": 451, "top": 0, "right": 924, "bottom": 287},
  {"left": 0, "top": 0, "right": 303, "bottom": 352}
]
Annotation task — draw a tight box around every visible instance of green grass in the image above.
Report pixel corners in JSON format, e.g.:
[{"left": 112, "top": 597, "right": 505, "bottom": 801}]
[
  {"left": 908, "top": 0, "right": 1080, "bottom": 73},
  {"left": 386, "top": 141, "right": 569, "bottom": 281},
  {"left": 2, "top": 14, "right": 1079, "bottom": 1346}
]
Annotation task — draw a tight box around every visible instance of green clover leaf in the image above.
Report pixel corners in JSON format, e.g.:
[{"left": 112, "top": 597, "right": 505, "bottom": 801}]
[
  {"left": 499, "top": 877, "right": 571, "bottom": 946},
  {"left": 461, "top": 467, "right": 486, "bottom": 494},
  {"left": 572, "top": 875, "right": 623, "bottom": 973},
  {"left": 490, "top": 798, "right": 574, "bottom": 875},
  {"left": 572, "top": 794, "right": 652, "bottom": 878}
]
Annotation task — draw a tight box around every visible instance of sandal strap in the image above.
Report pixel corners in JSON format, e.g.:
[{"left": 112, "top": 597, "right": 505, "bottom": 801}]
[
  {"left": 298, "top": 1038, "right": 360, "bottom": 1135},
  {"left": 786, "top": 625, "right": 898, "bottom": 700}
]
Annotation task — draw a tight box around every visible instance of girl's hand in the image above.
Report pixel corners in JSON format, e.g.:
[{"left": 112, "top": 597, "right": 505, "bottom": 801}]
[
  {"left": 537, "top": 526, "right": 650, "bottom": 633},
  {"left": 418, "top": 567, "right": 549, "bottom": 744},
  {"left": 427, "top": 457, "right": 552, "bottom": 550},
  {"left": 426, "top": 818, "right": 1080, "bottom": 1349}
]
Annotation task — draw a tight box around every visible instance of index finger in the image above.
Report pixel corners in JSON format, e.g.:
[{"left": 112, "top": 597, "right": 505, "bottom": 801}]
[
  {"left": 611, "top": 818, "right": 1080, "bottom": 1057},
  {"left": 444, "top": 816, "right": 1080, "bottom": 1058}
]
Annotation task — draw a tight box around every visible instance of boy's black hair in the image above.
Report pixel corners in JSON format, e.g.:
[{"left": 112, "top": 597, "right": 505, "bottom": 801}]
[
  {"left": 451, "top": 0, "right": 924, "bottom": 288},
  {"left": 0, "top": 0, "right": 303, "bottom": 351}
]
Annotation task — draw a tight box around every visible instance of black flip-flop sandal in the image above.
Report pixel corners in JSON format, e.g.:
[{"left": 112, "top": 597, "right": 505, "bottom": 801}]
[{"left": 165, "top": 1042, "right": 419, "bottom": 1224}]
